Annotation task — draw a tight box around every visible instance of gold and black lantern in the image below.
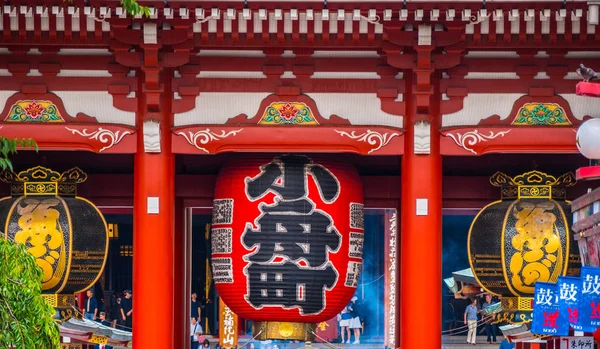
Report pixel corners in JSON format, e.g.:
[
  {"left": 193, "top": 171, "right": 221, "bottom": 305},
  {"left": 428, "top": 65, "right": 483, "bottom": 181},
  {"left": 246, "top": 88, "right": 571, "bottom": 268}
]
[
  {"left": 0, "top": 166, "right": 108, "bottom": 307},
  {"left": 468, "top": 170, "right": 580, "bottom": 322}
]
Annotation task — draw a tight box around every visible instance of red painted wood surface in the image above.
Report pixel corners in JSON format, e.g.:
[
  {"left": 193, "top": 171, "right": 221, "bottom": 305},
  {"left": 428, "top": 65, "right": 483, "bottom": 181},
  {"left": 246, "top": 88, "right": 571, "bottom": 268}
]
[
  {"left": 400, "top": 91, "right": 442, "bottom": 349},
  {"left": 132, "top": 95, "right": 175, "bottom": 348},
  {"left": 440, "top": 127, "right": 579, "bottom": 155},
  {"left": 172, "top": 126, "right": 404, "bottom": 155}
]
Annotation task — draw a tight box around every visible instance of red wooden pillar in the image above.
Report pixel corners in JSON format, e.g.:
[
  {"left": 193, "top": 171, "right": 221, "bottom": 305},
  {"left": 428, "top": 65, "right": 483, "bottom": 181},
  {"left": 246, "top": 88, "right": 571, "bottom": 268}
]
[
  {"left": 133, "top": 91, "right": 175, "bottom": 347},
  {"left": 400, "top": 81, "right": 442, "bottom": 348},
  {"left": 174, "top": 198, "right": 186, "bottom": 349}
]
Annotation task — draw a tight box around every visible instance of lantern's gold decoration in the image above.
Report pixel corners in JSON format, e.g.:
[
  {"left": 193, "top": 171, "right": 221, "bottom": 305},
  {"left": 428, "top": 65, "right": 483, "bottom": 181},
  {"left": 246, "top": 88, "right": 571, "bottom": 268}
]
[
  {"left": 508, "top": 201, "right": 563, "bottom": 294},
  {"left": 500, "top": 297, "right": 533, "bottom": 311},
  {"left": 253, "top": 321, "right": 315, "bottom": 341},
  {"left": 42, "top": 294, "right": 75, "bottom": 308},
  {"left": 316, "top": 321, "right": 329, "bottom": 331},
  {"left": 15, "top": 198, "right": 66, "bottom": 289},
  {"left": 493, "top": 311, "right": 532, "bottom": 325},
  {"left": 0, "top": 166, "right": 108, "bottom": 300},
  {"left": 469, "top": 170, "right": 579, "bottom": 306},
  {"left": 0, "top": 166, "right": 88, "bottom": 196},
  {"left": 490, "top": 170, "right": 576, "bottom": 200},
  {"left": 107, "top": 223, "right": 119, "bottom": 239}
]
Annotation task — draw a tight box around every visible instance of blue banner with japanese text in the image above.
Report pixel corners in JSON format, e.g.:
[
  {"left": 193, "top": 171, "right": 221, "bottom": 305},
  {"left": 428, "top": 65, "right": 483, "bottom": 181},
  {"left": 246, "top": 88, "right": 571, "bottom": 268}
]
[
  {"left": 580, "top": 266, "right": 600, "bottom": 330},
  {"left": 532, "top": 281, "right": 569, "bottom": 336},
  {"left": 558, "top": 276, "right": 584, "bottom": 332}
]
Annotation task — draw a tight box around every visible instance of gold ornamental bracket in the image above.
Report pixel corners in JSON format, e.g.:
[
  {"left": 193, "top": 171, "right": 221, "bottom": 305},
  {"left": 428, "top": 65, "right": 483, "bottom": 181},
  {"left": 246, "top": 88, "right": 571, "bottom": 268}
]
[
  {"left": 0, "top": 166, "right": 88, "bottom": 196},
  {"left": 490, "top": 170, "right": 576, "bottom": 200}
]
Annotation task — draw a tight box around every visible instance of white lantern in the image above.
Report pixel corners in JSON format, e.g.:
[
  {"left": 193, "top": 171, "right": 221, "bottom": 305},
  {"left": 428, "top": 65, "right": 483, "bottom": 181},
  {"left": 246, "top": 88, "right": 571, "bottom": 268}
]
[{"left": 576, "top": 118, "right": 600, "bottom": 160}]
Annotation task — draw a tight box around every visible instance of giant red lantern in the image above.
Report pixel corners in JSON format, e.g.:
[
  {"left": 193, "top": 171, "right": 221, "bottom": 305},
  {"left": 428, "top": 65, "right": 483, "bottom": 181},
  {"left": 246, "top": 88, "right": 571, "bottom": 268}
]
[{"left": 211, "top": 155, "right": 364, "bottom": 340}]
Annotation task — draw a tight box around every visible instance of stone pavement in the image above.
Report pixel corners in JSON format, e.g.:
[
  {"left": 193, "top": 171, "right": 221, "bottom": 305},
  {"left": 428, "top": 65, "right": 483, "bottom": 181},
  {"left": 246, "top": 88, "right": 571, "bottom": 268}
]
[
  {"left": 442, "top": 335, "right": 504, "bottom": 349},
  {"left": 203, "top": 335, "right": 500, "bottom": 348}
]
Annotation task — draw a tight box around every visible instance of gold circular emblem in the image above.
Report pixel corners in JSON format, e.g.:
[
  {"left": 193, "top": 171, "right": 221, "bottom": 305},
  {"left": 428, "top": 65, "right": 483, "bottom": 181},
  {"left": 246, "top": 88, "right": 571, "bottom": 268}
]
[
  {"left": 278, "top": 323, "right": 294, "bottom": 338},
  {"left": 529, "top": 187, "right": 540, "bottom": 196},
  {"left": 36, "top": 183, "right": 47, "bottom": 193}
]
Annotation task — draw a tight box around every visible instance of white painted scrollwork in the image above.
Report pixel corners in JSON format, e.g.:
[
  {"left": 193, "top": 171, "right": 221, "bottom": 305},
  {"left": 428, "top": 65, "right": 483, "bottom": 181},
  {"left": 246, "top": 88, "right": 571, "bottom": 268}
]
[
  {"left": 446, "top": 129, "right": 511, "bottom": 154},
  {"left": 65, "top": 127, "right": 131, "bottom": 152},
  {"left": 334, "top": 129, "right": 400, "bottom": 154},
  {"left": 177, "top": 129, "right": 243, "bottom": 153}
]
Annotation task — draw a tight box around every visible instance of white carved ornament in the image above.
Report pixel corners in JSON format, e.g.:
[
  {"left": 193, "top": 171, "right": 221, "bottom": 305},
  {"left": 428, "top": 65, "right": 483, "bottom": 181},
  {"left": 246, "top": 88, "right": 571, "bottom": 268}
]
[
  {"left": 413, "top": 121, "right": 431, "bottom": 154},
  {"left": 65, "top": 127, "right": 131, "bottom": 152},
  {"left": 446, "top": 129, "right": 511, "bottom": 154},
  {"left": 178, "top": 129, "right": 243, "bottom": 153},
  {"left": 143, "top": 120, "right": 161, "bottom": 153},
  {"left": 334, "top": 130, "right": 400, "bottom": 154}
]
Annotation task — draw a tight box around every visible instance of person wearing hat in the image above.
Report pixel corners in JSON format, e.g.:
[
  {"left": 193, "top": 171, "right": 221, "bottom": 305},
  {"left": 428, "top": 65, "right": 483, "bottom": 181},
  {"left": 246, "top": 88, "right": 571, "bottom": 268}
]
[
  {"left": 349, "top": 296, "right": 362, "bottom": 344},
  {"left": 120, "top": 290, "right": 133, "bottom": 331}
]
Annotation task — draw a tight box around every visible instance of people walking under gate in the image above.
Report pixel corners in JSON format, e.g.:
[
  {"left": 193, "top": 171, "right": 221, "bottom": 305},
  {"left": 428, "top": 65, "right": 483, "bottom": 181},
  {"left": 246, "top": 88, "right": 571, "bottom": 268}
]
[
  {"left": 338, "top": 303, "right": 352, "bottom": 343},
  {"left": 94, "top": 313, "right": 113, "bottom": 349},
  {"left": 109, "top": 293, "right": 122, "bottom": 328},
  {"left": 120, "top": 289, "right": 133, "bottom": 331},
  {"left": 464, "top": 298, "right": 479, "bottom": 345},
  {"left": 349, "top": 296, "right": 362, "bottom": 344},
  {"left": 191, "top": 317, "right": 204, "bottom": 349},
  {"left": 482, "top": 294, "right": 497, "bottom": 344},
  {"left": 191, "top": 292, "right": 202, "bottom": 321},
  {"left": 84, "top": 289, "right": 99, "bottom": 321}
]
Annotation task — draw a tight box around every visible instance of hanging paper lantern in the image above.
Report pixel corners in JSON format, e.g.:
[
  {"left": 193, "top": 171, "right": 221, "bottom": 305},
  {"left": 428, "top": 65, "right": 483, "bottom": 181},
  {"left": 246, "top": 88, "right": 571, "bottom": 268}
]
[
  {"left": 577, "top": 118, "right": 600, "bottom": 160},
  {"left": 211, "top": 155, "right": 364, "bottom": 340},
  {"left": 0, "top": 166, "right": 109, "bottom": 308},
  {"left": 468, "top": 170, "right": 581, "bottom": 324}
]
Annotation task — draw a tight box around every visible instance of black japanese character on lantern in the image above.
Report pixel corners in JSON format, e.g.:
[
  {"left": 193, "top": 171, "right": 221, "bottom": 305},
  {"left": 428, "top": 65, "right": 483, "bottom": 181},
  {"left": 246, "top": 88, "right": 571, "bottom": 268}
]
[
  {"left": 246, "top": 262, "right": 337, "bottom": 315},
  {"left": 242, "top": 155, "right": 342, "bottom": 315}
]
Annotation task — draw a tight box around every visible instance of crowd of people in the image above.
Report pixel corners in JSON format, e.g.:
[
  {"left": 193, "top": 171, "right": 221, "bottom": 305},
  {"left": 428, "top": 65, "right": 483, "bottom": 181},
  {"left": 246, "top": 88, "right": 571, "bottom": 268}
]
[
  {"left": 83, "top": 289, "right": 370, "bottom": 348},
  {"left": 82, "top": 288, "right": 133, "bottom": 331}
]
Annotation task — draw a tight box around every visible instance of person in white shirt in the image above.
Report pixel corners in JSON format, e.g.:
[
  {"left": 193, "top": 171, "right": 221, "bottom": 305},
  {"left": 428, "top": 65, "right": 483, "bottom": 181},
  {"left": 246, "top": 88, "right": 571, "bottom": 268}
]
[{"left": 190, "top": 317, "right": 204, "bottom": 349}]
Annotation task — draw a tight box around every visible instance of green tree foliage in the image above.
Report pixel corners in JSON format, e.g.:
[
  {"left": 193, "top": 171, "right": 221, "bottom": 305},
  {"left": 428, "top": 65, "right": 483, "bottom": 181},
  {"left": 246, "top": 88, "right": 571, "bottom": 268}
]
[
  {"left": 0, "top": 238, "right": 60, "bottom": 348},
  {"left": 0, "top": 137, "right": 37, "bottom": 171},
  {"left": 121, "top": 0, "right": 151, "bottom": 17},
  {"left": 63, "top": 0, "right": 149, "bottom": 17},
  {"left": 0, "top": 138, "right": 55, "bottom": 347}
]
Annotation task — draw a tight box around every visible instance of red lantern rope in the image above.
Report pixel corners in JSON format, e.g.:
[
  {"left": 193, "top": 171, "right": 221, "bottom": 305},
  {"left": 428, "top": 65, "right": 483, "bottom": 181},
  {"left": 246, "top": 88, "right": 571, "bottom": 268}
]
[
  {"left": 359, "top": 274, "right": 384, "bottom": 286},
  {"left": 309, "top": 329, "right": 351, "bottom": 349},
  {"left": 68, "top": 305, "right": 133, "bottom": 332},
  {"left": 236, "top": 329, "right": 264, "bottom": 349}
]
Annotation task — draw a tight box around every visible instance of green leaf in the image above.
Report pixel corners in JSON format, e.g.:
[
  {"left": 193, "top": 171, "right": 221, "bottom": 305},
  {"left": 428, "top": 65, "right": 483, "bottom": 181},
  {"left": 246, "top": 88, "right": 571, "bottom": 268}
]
[{"left": 0, "top": 238, "right": 59, "bottom": 348}]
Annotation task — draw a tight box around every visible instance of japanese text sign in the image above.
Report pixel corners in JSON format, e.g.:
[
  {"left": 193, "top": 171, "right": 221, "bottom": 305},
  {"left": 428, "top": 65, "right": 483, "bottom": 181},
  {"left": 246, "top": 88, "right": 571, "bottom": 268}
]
[
  {"left": 219, "top": 298, "right": 238, "bottom": 349},
  {"left": 558, "top": 276, "right": 583, "bottom": 332},
  {"left": 532, "top": 282, "right": 568, "bottom": 336},
  {"left": 580, "top": 266, "right": 600, "bottom": 329}
]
